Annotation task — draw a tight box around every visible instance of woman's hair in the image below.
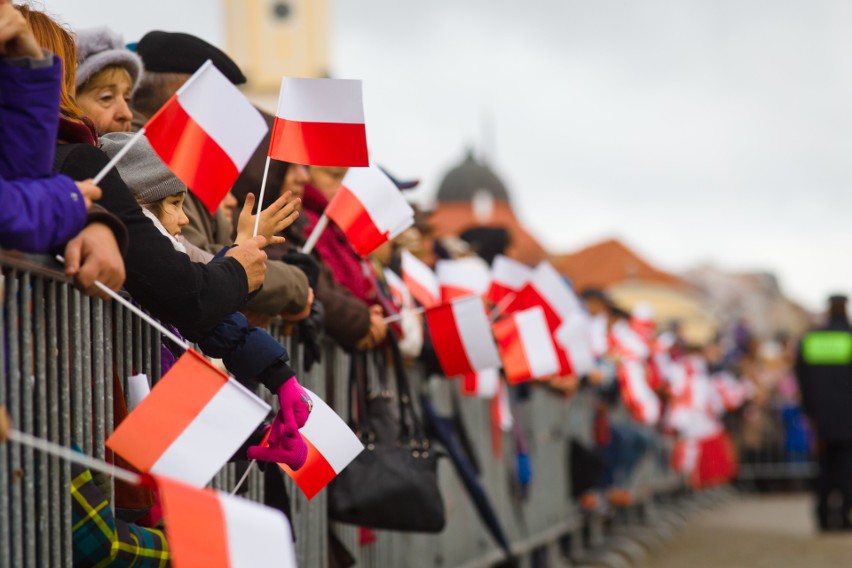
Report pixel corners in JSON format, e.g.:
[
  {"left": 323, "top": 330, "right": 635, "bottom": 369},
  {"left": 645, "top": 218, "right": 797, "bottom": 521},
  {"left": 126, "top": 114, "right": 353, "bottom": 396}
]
[
  {"left": 16, "top": 5, "right": 85, "bottom": 121},
  {"left": 78, "top": 65, "right": 132, "bottom": 97}
]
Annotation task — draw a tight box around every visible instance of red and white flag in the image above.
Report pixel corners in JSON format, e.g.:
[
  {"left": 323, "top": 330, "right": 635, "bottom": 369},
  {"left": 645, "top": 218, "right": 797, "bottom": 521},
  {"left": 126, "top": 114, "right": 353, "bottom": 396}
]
[
  {"left": 384, "top": 268, "right": 411, "bottom": 309},
  {"left": 554, "top": 312, "right": 596, "bottom": 377},
  {"left": 145, "top": 60, "right": 268, "bottom": 214},
  {"left": 324, "top": 165, "right": 413, "bottom": 256},
  {"left": 107, "top": 350, "right": 270, "bottom": 487},
  {"left": 425, "top": 296, "right": 501, "bottom": 376},
  {"left": 486, "top": 255, "right": 532, "bottom": 306},
  {"left": 401, "top": 249, "right": 440, "bottom": 308},
  {"left": 269, "top": 77, "right": 368, "bottom": 167},
  {"left": 492, "top": 306, "right": 560, "bottom": 384},
  {"left": 505, "top": 261, "right": 581, "bottom": 330},
  {"left": 275, "top": 389, "right": 363, "bottom": 500},
  {"left": 156, "top": 476, "right": 296, "bottom": 568},
  {"left": 436, "top": 259, "right": 490, "bottom": 302},
  {"left": 617, "top": 359, "right": 661, "bottom": 425},
  {"left": 460, "top": 368, "right": 500, "bottom": 398}
]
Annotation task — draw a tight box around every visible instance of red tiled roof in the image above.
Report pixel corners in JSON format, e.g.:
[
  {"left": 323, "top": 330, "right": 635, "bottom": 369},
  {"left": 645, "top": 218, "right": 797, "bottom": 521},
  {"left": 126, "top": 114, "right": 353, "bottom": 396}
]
[{"left": 551, "top": 238, "right": 682, "bottom": 290}]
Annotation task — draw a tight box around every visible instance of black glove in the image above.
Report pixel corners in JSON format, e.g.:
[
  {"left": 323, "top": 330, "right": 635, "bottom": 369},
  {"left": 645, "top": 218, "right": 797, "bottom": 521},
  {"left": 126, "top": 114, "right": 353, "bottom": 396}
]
[{"left": 297, "top": 298, "right": 325, "bottom": 372}]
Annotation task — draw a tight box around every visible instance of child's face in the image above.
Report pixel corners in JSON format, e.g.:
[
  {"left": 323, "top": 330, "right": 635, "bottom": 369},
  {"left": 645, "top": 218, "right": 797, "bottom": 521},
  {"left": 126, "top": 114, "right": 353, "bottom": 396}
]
[{"left": 160, "top": 193, "right": 189, "bottom": 237}]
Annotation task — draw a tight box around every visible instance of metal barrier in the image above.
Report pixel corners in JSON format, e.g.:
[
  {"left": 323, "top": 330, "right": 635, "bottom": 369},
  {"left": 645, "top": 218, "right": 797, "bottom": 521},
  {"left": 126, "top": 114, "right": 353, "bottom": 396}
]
[{"left": 0, "top": 253, "right": 688, "bottom": 567}]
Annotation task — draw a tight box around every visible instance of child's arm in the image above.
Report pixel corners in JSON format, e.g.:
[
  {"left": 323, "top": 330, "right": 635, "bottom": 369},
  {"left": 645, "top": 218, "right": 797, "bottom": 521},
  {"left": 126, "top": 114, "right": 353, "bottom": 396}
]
[{"left": 234, "top": 191, "right": 300, "bottom": 246}]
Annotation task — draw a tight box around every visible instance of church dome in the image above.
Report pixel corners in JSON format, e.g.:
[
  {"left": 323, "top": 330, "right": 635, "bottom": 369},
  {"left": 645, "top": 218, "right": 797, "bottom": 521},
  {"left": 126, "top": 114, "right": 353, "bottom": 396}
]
[{"left": 436, "top": 151, "right": 510, "bottom": 204}]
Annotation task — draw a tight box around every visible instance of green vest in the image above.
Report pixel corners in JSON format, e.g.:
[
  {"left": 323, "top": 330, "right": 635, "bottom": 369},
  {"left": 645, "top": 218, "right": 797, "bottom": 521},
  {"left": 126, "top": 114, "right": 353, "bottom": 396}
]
[{"left": 802, "top": 331, "right": 852, "bottom": 365}]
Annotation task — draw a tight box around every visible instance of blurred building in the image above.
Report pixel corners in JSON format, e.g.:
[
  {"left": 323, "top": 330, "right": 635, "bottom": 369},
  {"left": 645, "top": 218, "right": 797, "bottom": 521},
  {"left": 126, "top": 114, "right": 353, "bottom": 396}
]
[
  {"left": 224, "top": 0, "right": 329, "bottom": 92},
  {"left": 553, "top": 238, "right": 718, "bottom": 344},
  {"left": 429, "top": 151, "right": 548, "bottom": 266}
]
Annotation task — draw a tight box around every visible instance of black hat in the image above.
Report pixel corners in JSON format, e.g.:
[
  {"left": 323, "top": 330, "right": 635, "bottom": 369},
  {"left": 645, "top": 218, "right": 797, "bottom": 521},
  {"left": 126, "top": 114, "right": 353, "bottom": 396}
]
[
  {"left": 829, "top": 294, "right": 848, "bottom": 303},
  {"left": 377, "top": 165, "right": 420, "bottom": 191},
  {"left": 136, "top": 31, "right": 246, "bottom": 85},
  {"left": 581, "top": 287, "right": 613, "bottom": 306}
]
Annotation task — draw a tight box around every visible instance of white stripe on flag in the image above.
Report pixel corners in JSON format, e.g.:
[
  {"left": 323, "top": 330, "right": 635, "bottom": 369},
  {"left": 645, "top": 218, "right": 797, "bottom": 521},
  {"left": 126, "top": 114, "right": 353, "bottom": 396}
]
[
  {"left": 300, "top": 388, "right": 363, "bottom": 473},
  {"left": 437, "top": 260, "right": 490, "bottom": 295},
  {"left": 531, "top": 261, "right": 581, "bottom": 321},
  {"left": 492, "top": 255, "right": 532, "bottom": 290},
  {"left": 402, "top": 250, "right": 440, "bottom": 304},
  {"left": 176, "top": 60, "right": 267, "bottom": 170},
  {"left": 277, "top": 77, "right": 365, "bottom": 123},
  {"left": 384, "top": 268, "right": 411, "bottom": 308},
  {"left": 341, "top": 166, "right": 413, "bottom": 234},
  {"left": 220, "top": 492, "right": 297, "bottom": 568},
  {"left": 452, "top": 297, "right": 501, "bottom": 371},
  {"left": 515, "top": 307, "right": 559, "bottom": 378},
  {"left": 150, "top": 379, "right": 269, "bottom": 487},
  {"left": 475, "top": 368, "right": 500, "bottom": 398}
]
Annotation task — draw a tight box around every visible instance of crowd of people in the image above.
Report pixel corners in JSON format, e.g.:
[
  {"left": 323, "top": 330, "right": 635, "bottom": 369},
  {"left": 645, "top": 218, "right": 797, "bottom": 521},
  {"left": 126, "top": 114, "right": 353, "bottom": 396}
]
[{"left": 4, "top": 2, "right": 826, "bottom": 566}]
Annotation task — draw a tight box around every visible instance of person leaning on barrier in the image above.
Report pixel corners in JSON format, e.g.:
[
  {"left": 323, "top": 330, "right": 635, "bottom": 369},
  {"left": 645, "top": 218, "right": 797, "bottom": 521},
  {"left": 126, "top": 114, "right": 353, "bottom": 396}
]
[
  {"left": 0, "top": 1, "right": 126, "bottom": 297},
  {"left": 17, "top": 6, "right": 266, "bottom": 339},
  {"left": 795, "top": 294, "right": 852, "bottom": 531},
  {"left": 131, "top": 30, "right": 314, "bottom": 327}
]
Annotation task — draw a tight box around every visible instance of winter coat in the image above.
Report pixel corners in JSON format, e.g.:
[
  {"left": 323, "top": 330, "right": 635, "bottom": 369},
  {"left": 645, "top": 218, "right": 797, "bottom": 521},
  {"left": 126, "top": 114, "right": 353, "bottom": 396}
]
[
  {"left": 301, "top": 183, "right": 379, "bottom": 305},
  {"left": 181, "top": 191, "right": 310, "bottom": 316},
  {"left": 795, "top": 317, "right": 852, "bottom": 443},
  {"left": 274, "top": 218, "right": 371, "bottom": 352},
  {"left": 54, "top": 143, "right": 249, "bottom": 342},
  {"left": 0, "top": 54, "right": 87, "bottom": 251}
]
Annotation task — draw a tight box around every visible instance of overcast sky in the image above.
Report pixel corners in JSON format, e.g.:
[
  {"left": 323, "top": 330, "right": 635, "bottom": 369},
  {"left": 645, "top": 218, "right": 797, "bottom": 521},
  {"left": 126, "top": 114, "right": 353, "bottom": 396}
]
[{"left": 49, "top": 0, "right": 852, "bottom": 310}]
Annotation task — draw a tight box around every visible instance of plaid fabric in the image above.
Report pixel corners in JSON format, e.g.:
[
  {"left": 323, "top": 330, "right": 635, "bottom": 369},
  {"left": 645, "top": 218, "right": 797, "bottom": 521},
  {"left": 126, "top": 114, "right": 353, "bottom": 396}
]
[{"left": 71, "top": 463, "right": 170, "bottom": 568}]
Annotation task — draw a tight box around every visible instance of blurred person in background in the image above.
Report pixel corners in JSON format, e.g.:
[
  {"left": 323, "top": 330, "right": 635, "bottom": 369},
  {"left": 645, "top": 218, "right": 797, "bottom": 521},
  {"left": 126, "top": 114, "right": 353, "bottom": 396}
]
[{"left": 795, "top": 294, "right": 852, "bottom": 531}]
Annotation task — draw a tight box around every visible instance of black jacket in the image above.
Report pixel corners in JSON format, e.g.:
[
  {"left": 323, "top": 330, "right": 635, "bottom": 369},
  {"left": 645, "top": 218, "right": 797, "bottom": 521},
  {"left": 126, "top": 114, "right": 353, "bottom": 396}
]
[
  {"left": 54, "top": 143, "right": 249, "bottom": 342},
  {"left": 795, "top": 317, "right": 852, "bottom": 443}
]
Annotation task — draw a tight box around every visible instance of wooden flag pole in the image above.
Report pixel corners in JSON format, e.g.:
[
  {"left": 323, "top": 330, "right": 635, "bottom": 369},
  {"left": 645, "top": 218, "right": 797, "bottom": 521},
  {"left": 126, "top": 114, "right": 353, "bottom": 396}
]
[
  {"left": 300, "top": 213, "right": 328, "bottom": 255},
  {"left": 0, "top": 406, "right": 141, "bottom": 485},
  {"left": 230, "top": 460, "right": 257, "bottom": 495},
  {"left": 252, "top": 156, "right": 272, "bottom": 238},
  {"left": 92, "top": 127, "right": 146, "bottom": 185}
]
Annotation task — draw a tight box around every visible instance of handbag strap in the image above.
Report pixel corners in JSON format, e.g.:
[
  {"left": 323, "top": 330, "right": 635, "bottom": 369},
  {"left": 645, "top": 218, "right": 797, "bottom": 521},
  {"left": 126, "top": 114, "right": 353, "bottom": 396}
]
[
  {"left": 348, "top": 350, "right": 375, "bottom": 441},
  {"left": 386, "top": 329, "right": 427, "bottom": 445}
]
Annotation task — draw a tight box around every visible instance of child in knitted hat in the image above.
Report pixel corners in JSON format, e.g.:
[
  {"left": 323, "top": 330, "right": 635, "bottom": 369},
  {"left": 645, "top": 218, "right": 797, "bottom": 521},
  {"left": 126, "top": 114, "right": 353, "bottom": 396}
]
[{"left": 100, "top": 131, "right": 310, "bottom": 470}]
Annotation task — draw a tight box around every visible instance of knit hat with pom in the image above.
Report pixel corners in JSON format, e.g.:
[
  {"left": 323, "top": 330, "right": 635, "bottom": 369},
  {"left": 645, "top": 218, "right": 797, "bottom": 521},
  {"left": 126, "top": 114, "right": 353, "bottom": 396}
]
[{"left": 75, "top": 27, "right": 143, "bottom": 91}]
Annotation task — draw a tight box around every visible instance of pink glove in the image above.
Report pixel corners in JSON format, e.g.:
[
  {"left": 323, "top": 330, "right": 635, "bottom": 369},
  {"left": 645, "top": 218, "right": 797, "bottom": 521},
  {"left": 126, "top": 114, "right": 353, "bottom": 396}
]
[{"left": 247, "top": 378, "right": 312, "bottom": 470}]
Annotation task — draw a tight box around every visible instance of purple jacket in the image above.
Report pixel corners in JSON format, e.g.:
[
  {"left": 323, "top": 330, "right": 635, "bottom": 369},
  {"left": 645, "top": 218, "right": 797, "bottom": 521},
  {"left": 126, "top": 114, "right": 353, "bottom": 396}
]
[{"left": 0, "top": 55, "right": 87, "bottom": 252}]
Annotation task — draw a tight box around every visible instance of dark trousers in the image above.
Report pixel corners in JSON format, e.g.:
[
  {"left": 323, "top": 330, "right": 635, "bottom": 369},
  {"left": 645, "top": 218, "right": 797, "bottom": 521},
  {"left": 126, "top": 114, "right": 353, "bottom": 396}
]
[{"left": 815, "top": 442, "right": 852, "bottom": 529}]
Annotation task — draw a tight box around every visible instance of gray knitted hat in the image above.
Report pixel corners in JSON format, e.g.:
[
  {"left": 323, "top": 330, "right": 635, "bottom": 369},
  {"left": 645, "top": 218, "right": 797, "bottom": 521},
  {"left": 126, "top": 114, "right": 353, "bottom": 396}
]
[
  {"left": 100, "top": 132, "right": 186, "bottom": 205},
  {"left": 75, "top": 27, "right": 143, "bottom": 92}
]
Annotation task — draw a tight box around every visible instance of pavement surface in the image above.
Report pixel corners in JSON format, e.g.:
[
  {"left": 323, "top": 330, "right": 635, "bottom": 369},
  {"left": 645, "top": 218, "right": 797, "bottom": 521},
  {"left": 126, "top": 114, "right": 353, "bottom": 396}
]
[{"left": 638, "top": 494, "right": 852, "bottom": 568}]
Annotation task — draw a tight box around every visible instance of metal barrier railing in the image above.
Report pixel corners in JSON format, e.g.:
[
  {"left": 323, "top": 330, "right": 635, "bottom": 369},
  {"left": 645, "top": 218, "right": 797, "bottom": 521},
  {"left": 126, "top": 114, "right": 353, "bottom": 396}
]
[{"left": 0, "top": 253, "right": 685, "bottom": 567}]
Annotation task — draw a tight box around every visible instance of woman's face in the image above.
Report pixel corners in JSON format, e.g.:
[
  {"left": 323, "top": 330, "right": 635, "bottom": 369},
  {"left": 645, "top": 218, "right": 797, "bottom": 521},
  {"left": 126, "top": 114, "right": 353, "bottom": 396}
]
[
  {"left": 283, "top": 165, "right": 309, "bottom": 198},
  {"left": 158, "top": 193, "right": 189, "bottom": 237},
  {"left": 77, "top": 68, "right": 134, "bottom": 134},
  {"left": 309, "top": 166, "right": 348, "bottom": 200}
]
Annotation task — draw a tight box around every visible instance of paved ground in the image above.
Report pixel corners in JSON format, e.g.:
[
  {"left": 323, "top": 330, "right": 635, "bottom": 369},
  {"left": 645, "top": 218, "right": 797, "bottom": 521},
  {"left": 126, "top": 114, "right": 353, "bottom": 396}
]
[{"left": 638, "top": 494, "right": 852, "bottom": 568}]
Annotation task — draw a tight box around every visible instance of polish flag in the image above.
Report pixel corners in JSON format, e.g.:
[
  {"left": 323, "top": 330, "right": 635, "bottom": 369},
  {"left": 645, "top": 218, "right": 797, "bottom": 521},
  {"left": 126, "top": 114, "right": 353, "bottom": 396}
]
[
  {"left": 505, "top": 262, "right": 581, "bottom": 331},
  {"left": 276, "top": 389, "right": 363, "bottom": 500},
  {"left": 107, "top": 350, "right": 270, "bottom": 487},
  {"left": 269, "top": 77, "right": 368, "bottom": 167},
  {"left": 156, "top": 476, "right": 296, "bottom": 568},
  {"left": 401, "top": 249, "right": 440, "bottom": 308},
  {"left": 609, "top": 320, "right": 650, "bottom": 360},
  {"left": 384, "top": 268, "right": 411, "bottom": 309},
  {"left": 145, "top": 60, "right": 268, "bottom": 214},
  {"left": 460, "top": 368, "right": 500, "bottom": 398},
  {"left": 324, "top": 165, "right": 413, "bottom": 256},
  {"left": 436, "top": 259, "right": 490, "bottom": 302},
  {"left": 425, "top": 296, "right": 501, "bottom": 376},
  {"left": 617, "top": 359, "right": 661, "bottom": 425},
  {"left": 486, "top": 255, "right": 532, "bottom": 306},
  {"left": 554, "top": 312, "right": 596, "bottom": 377},
  {"left": 492, "top": 307, "right": 560, "bottom": 384}
]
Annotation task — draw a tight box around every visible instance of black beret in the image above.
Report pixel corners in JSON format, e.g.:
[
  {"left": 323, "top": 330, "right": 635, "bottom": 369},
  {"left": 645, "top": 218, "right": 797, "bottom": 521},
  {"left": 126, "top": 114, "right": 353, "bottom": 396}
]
[{"left": 136, "top": 31, "right": 246, "bottom": 85}]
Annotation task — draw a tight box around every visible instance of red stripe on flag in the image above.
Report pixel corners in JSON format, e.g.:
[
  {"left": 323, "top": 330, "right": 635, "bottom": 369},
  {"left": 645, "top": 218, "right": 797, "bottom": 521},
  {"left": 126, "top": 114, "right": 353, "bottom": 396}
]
[
  {"left": 425, "top": 304, "right": 474, "bottom": 376},
  {"left": 461, "top": 372, "right": 477, "bottom": 395},
  {"left": 279, "top": 435, "right": 337, "bottom": 500},
  {"left": 156, "top": 476, "right": 230, "bottom": 568},
  {"left": 325, "top": 185, "right": 388, "bottom": 256},
  {"left": 405, "top": 275, "right": 438, "bottom": 308},
  {"left": 145, "top": 96, "right": 239, "bottom": 214},
  {"left": 486, "top": 282, "right": 515, "bottom": 306},
  {"left": 441, "top": 285, "right": 475, "bottom": 303},
  {"left": 269, "top": 118, "right": 369, "bottom": 167},
  {"left": 505, "top": 285, "right": 562, "bottom": 331},
  {"left": 106, "top": 351, "right": 228, "bottom": 473},
  {"left": 493, "top": 317, "right": 533, "bottom": 384}
]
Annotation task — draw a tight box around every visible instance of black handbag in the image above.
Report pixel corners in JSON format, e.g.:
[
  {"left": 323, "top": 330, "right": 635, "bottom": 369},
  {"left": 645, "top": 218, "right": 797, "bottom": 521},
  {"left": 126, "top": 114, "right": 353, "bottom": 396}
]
[{"left": 327, "top": 334, "right": 446, "bottom": 532}]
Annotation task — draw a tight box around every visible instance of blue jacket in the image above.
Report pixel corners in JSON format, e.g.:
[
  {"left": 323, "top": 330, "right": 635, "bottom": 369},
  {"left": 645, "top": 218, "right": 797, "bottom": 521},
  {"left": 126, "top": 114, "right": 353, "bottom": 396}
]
[{"left": 0, "top": 55, "right": 87, "bottom": 252}]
